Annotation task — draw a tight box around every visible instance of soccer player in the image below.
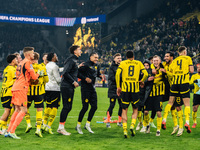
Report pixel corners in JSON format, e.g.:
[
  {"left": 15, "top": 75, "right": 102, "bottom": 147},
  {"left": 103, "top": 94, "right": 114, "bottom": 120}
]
[
  {"left": 162, "top": 46, "right": 194, "bottom": 134},
  {"left": 6, "top": 47, "right": 39, "bottom": 139},
  {"left": 25, "top": 52, "right": 48, "bottom": 138},
  {"left": 43, "top": 52, "right": 61, "bottom": 134},
  {"left": 160, "top": 52, "right": 179, "bottom": 134},
  {"left": 173, "top": 96, "right": 184, "bottom": 136},
  {"left": 40, "top": 53, "right": 49, "bottom": 128},
  {"left": 138, "top": 60, "right": 154, "bottom": 132},
  {"left": 144, "top": 55, "right": 166, "bottom": 136},
  {"left": 57, "top": 46, "right": 82, "bottom": 135},
  {"left": 39, "top": 53, "right": 49, "bottom": 128},
  {"left": 116, "top": 50, "right": 148, "bottom": 138},
  {"left": 147, "top": 57, "right": 157, "bottom": 129},
  {"left": 76, "top": 52, "right": 102, "bottom": 134},
  {"left": 6, "top": 52, "right": 22, "bottom": 127},
  {"left": 190, "top": 64, "right": 200, "bottom": 128},
  {"left": 106, "top": 53, "right": 122, "bottom": 128},
  {"left": 0, "top": 55, "right": 18, "bottom": 135}
]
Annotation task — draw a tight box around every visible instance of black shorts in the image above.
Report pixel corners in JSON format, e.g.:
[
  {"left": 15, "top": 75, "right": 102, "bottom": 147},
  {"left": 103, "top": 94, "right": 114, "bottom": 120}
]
[
  {"left": 1, "top": 96, "right": 12, "bottom": 109},
  {"left": 174, "top": 96, "right": 184, "bottom": 107},
  {"left": 193, "top": 94, "right": 200, "bottom": 106},
  {"left": 121, "top": 92, "right": 140, "bottom": 109},
  {"left": 28, "top": 95, "right": 44, "bottom": 108},
  {"left": 138, "top": 105, "right": 143, "bottom": 111},
  {"left": 163, "top": 82, "right": 170, "bottom": 102},
  {"left": 45, "top": 91, "right": 61, "bottom": 108},
  {"left": 144, "top": 96, "right": 163, "bottom": 111},
  {"left": 61, "top": 86, "right": 74, "bottom": 105},
  {"left": 170, "top": 83, "right": 190, "bottom": 98},
  {"left": 81, "top": 90, "right": 97, "bottom": 106},
  {"left": 41, "top": 93, "right": 46, "bottom": 102}
]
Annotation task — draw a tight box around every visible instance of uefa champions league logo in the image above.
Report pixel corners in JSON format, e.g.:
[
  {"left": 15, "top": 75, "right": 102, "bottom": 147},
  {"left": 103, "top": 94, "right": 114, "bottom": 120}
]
[{"left": 81, "top": 17, "right": 87, "bottom": 24}]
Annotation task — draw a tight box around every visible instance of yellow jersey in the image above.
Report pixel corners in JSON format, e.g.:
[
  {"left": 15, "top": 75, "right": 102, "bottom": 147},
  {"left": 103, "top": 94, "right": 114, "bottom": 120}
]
[
  {"left": 28, "top": 63, "right": 48, "bottom": 96},
  {"left": 149, "top": 65, "right": 165, "bottom": 97},
  {"left": 162, "top": 61, "right": 173, "bottom": 86},
  {"left": 40, "top": 63, "right": 49, "bottom": 95},
  {"left": 0, "top": 65, "right": 16, "bottom": 97},
  {"left": 169, "top": 55, "right": 193, "bottom": 84},
  {"left": 190, "top": 73, "right": 200, "bottom": 95},
  {"left": 116, "top": 59, "right": 148, "bottom": 93}
]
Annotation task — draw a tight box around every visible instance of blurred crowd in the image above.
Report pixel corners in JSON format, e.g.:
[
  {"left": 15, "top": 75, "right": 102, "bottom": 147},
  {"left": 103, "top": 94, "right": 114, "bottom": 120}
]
[
  {"left": 0, "top": 0, "right": 200, "bottom": 70},
  {"left": 0, "top": 0, "right": 124, "bottom": 17},
  {"left": 97, "top": 0, "right": 200, "bottom": 66},
  {"left": 0, "top": 24, "right": 51, "bottom": 68}
]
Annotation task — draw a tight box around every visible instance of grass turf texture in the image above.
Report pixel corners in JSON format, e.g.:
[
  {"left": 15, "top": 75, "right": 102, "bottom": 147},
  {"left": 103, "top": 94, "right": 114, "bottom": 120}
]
[{"left": 0, "top": 86, "right": 200, "bottom": 150}]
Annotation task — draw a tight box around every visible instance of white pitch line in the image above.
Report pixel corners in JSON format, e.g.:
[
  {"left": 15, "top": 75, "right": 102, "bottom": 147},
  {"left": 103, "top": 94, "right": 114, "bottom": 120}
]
[{"left": 25, "top": 116, "right": 200, "bottom": 119}]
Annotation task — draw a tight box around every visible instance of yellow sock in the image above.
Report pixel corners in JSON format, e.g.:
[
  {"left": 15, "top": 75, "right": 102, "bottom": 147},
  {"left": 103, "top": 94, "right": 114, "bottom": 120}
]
[
  {"left": 7, "top": 107, "right": 15, "bottom": 126},
  {"left": 78, "top": 122, "right": 81, "bottom": 125},
  {"left": 36, "top": 111, "right": 43, "bottom": 130},
  {"left": 0, "top": 120, "right": 3, "bottom": 128},
  {"left": 123, "top": 122, "right": 127, "bottom": 132},
  {"left": 47, "top": 107, "right": 57, "bottom": 127},
  {"left": 150, "top": 118, "right": 153, "bottom": 123},
  {"left": 192, "top": 111, "right": 197, "bottom": 124},
  {"left": 86, "top": 121, "right": 90, "bottom": 124},
  {"left": 1, "top": 120, "right": 7, "bottom": 130},
  {"left": 131, "top": 118, "right": 136, "bottom": 128},
  {"left": 163, "top": 104, "right": 172, "bottom": 121},
  {"left": 143, "top": 114, "right": 149, "bottom": 127},
  {"left": 138, "top": 111, "right": 142, "bottom": 122},
  {"left": 184, "top": 106, "right": 190, "bottom": 124},
  {"left": 25, "top": 109, "right": 31, "bottom": 125},
  {"left": 178, "top": 110, "right": 183, "bottom": 129},
  {"left": 43, "top": 107, "right": 51, "bottom": 125},
  {"left": 171, "top": 109, "right": 178, "bottom": 127},
  {"left": 157, "top": 117, "right": 162, "bottom": 131}
]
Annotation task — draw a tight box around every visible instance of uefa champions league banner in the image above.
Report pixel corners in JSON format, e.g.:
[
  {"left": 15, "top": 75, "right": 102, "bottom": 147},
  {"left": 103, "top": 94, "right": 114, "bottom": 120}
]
[{"left": 0, "top": 13, "right": 106, "bottom": 26}]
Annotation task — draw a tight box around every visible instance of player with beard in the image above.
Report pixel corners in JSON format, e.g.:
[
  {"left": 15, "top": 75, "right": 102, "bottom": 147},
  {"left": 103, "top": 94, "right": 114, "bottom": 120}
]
[
  {"left": 43, "top": 52, "right": 61, "bottom": 134},
  {"left": 162, "top": 46, "right": 194, "bottom": 134},
  {"left": 76, "top": 52, "right": 102, "bottom": 134},
  {"left": 106, "top": 53, "right": 122, "bottom": 128}
]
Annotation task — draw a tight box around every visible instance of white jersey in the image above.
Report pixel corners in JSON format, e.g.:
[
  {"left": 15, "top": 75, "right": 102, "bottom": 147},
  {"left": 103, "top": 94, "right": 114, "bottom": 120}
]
[{"left": 45, "top": 61, "right": 61, "bottom": 91}]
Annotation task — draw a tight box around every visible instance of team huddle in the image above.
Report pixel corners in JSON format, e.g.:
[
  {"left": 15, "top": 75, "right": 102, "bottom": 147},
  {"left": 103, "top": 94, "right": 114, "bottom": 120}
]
[
  {"left": 0, "top": 45, "right": 199, "bottom": 139},
  {"left": 102, "top": 45, "right": 200, "bottom": 138}
]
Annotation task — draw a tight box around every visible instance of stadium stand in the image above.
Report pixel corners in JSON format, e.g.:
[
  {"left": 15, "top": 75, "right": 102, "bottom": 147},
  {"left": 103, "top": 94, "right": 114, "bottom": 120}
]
[{"left": 0, "top": 0, "right": 199, "bottom": 69}]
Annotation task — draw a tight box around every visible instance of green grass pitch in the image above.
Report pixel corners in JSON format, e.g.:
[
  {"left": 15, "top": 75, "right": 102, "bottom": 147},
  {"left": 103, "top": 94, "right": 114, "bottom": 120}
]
[{"left": 0, "top": 86, "right": 200, "bottom": 150}]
